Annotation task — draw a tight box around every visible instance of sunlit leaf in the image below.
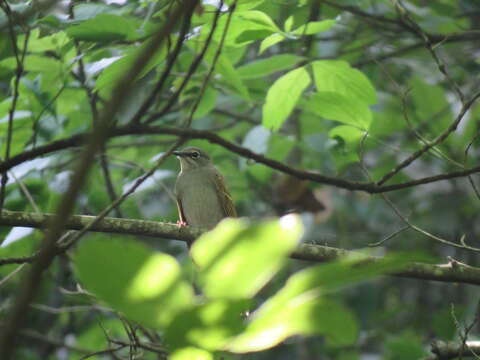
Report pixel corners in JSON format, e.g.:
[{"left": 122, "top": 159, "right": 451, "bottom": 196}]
[
  {"left": 226, "top": 0, "right": 265, "bottom": 11},
  {"left": 259, "top": 33, "right": 285, "bottom": 54},
  {"left": 74, "top": 236, "right": 194, "bottom": 328},
  {"left": 284, "top": 16, "right": 294, "bottom": 32},
  {"left": 228, "top": 299, "right": 357, "bottom": 352},
  {"left": 165, "top": 299, "right": 249, "bottom": 350},
  {"left": 237, "top": 54, "right": 305, "bottom": 79},
  {"left": 311, "top": 60, "right": 377, "bottom": 105},
  {"left": 263, "top": 66, "right": 311, "bottom": 130},
  {"left": 329, "top": 125, "right": 366, "bottom": 144},
  {"left": 292, "top": 19, "right": 336, "bottom": 35},
  {"left": 170, "top": 347, "right": 213, "bottom": 360},
  {"left": 303, "top": 92, "right": 372, "bottom": 129},
  {"left": 227, "top": 252, "right": 419, "bottom": 352},
  {"left": 237, "top": 11, "right": 280, "bottom": 33},
  {"left": 205, "top": 9, "right": 278, "bottom": 47},
  {"left": 191, "top": 216, "right": 303, "bottom": 299}
]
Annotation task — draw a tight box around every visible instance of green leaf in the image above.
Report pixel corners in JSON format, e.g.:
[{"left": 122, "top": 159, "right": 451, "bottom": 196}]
[
  {"left": 284, "top": 16, "right": 294, "bottom": 32},
  {"left": 73, "top": 3, "right": 120, "bottom": 20},
  {"left": 259, "top": 33, "right": 285, "bottom": 54},
  {"left": 205, "top": 10, "right": 278, "bottom": 47},
  {"left": 95, "top": 38, "right": 167, "bottom": 95},
  {"left": 226, "top": 0, "right": 265, "bottom": 11},
  {"left": 191, "top": 216, "right": 303, "bottom": 299},
  {"left": 311, "top": 60, "right": 377, "bottom": 105},
  {"left": 0, "top": 55, "right": 63, "bottom": 81},
  {"left": 19, "top": 28, "right": 70, "bottom": 53},
  {"left": 292, "top": 19, "right": 336, "bottom": 35},
  {"left": 74, "top": 236, "right": 194, "bottom": 328},
  {"left": 215, "top": 53, "right": 250, "bottom": 100},
  {"left": 303, "top": 92, "right": 372, "bottom": 129},
  {"left": 165, "top": 299, "right": 249, "bottom": 350},
  {"left": 192, "top": 86, "right": 218, "bottom": 119},
  {"left": 237, "top": 54, "right": 305, "bottom": 79},
  {"left": 227, "top": 252, "right": 417, "bottom": 352},
  {"left": 170, "top": 347, "right": 213, "bottom": 360},
  {"left": 329, "top": 125, "right": 366, "bottom": 144},
  {"left": 386, "top": 332, "right": 428, "bottom": 360},
  {"left": 237, "top": 11, "right": 280, "bottom": 33},
  {"left": 236, "top": 29, "right": 276, "bottom": 43},
  {"left": 66, "top": 14, "right": 137, "bottom": 42},
  {"left": 228, "top": 299, "right": 357, "bottom": 352},
  {"left": 262, "top": 66, "right": 311, "bottom": 130}
]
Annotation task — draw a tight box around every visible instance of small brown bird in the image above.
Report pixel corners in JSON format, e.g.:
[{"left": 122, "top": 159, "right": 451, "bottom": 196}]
[{"left": 173, "top": 147, "right": 236, "bottom": 229}]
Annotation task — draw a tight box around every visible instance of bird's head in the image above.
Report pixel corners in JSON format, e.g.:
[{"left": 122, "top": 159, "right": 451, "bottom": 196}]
[{"left": 173, "top": 147, "right": 212, "bottom": 171}]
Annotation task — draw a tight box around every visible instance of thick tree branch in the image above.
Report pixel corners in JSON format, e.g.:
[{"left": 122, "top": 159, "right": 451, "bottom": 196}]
[
  {"left": 2, "top": 210, "right": 480, "bottom": 286},
  {"left": 428, "top": 340, "right": 480, "bottom": 360}
]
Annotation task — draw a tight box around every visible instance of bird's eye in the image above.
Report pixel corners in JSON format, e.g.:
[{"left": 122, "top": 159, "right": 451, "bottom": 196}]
[{"left": 191, "top": 151, "right": 200, "bottom": 158}]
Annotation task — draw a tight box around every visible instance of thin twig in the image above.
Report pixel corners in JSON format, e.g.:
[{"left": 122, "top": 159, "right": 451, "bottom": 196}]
[
  {"left": 377, "top": 92, "right": 480, "bottom": 186},
  {"left": 145, "top": 1, "right": 225, "bottom": 124},
  {"left": 0, "top": 1, "right": 29, "bottom": 211}
]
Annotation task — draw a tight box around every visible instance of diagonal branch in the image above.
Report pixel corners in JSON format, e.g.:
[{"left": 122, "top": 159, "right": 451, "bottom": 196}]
[{"left": 2, "top": 124, "right": 480, "bottom": 194}]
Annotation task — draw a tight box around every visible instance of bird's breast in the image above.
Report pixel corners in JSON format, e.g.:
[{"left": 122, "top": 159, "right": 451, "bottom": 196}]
[{"left": 176, "top": 168, "right": 226, "bottom": 229}]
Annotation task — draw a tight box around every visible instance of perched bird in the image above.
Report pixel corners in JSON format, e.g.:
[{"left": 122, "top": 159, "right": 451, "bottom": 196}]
[{"left": 173, "top": 147, "right": 237, "bottom": 230}]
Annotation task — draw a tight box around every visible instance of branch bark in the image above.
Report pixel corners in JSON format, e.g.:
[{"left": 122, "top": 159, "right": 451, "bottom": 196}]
[
  {"left": 2, "top": 210, "right": 480, "bottom": 286},
  {"left": 2, "top": 124, "right": 480, "bottom": 195}
]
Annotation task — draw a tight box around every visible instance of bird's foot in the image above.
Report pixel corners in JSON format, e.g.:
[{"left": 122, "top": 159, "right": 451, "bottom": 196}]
[{"left": 176, "top": 220, "right": 188, "bottom": 227}]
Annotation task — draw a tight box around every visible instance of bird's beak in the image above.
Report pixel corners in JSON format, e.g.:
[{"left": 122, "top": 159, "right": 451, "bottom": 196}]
[{"left": 173, "top": 151, "right": 187, "bottom": 157}]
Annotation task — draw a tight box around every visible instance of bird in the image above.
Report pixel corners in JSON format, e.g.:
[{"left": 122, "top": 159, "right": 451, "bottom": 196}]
[{"left": 173, "top": 146, "right": 237, "bottom": 230}]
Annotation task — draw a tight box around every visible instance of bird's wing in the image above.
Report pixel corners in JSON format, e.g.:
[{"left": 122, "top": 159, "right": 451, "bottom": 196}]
[
  {"left": 213, "top": 171, "right": 237, "bottom": 217},
  {"left": 176, "top": 196, "right": 188, "bottom": 224}
]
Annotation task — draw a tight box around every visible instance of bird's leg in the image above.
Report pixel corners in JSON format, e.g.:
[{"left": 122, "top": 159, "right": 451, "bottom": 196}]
[{"left": 176, "top": 220, "right": 188, "bottom": 227}]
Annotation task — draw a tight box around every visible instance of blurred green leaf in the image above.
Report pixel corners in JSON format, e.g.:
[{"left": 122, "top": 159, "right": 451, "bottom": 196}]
[
  {"left": 191, "top": 86, "right": 218, "bottom": 119},
  {"left": 292, "top": 19, "right": 336, "bottom": 35},
  {"left": 74, "top": 236, "right": 194, "bottom": 328},
  {"left": 215, "top": 54, "right": 251, "bottom": 100},
  {"left": 95, "top": 39, "right": 167, "bottom": 95},
  {"left": 237, "top": 54, "right": 305, "bottom": 79},
  {"left": 170, "top": 347, "right": 213, "bottom": 360},
  {"left": 227, "top": 252, "right": 420, "bottom": 352},
  {"left": 0, "top": 55, "right": 64, "bottom": 82},
  {"left": 237, "top": 11, "right": 280, "bottom": 33},
  {"left": 20, "top": 29, "right": 70, "bottom": 53},
  {"left": 228, "top": 299, "right": 357, "bottom": 352},
  {"left": 262, "top": 66, "right": 310, "bottom": 130},
  {"left": 191, "top": 216, "right": 303, "bottom": 299},
  {"left": 72, "top": 3, "right": 121, "bottom": 20},
  {"left": 226, "top": 0, "right": 265, "bottom": 11},
  {"left": 66, "top": 14, "right": 137, "bottom": 42},
  {"left": 165, "top": 299, "right": 249, "bottom": 350},
  {"left": 329, "top": 125, "right": 366, "bottom": 144},
  {"left": 284, "top": 16, "right": 294, "bottom": 32},
  {"left": 259, "top": 33, "right": 285, "bottom": 54},
  {"left": 385, "top": 332, "right": 427, "bottom": 360}
]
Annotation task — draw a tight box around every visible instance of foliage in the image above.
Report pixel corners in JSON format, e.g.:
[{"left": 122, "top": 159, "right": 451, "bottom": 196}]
[{"left": 0, "top": 0, "right": 480, "bottom": 359}]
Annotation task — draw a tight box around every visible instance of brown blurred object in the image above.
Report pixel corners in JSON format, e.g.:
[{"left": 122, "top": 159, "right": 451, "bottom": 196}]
[
  {"left": 194, "top": 3, "right": 204, "bottom": 15},
  {"left": 272, "top": 176, "right": 333, "bottom": 222}
]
